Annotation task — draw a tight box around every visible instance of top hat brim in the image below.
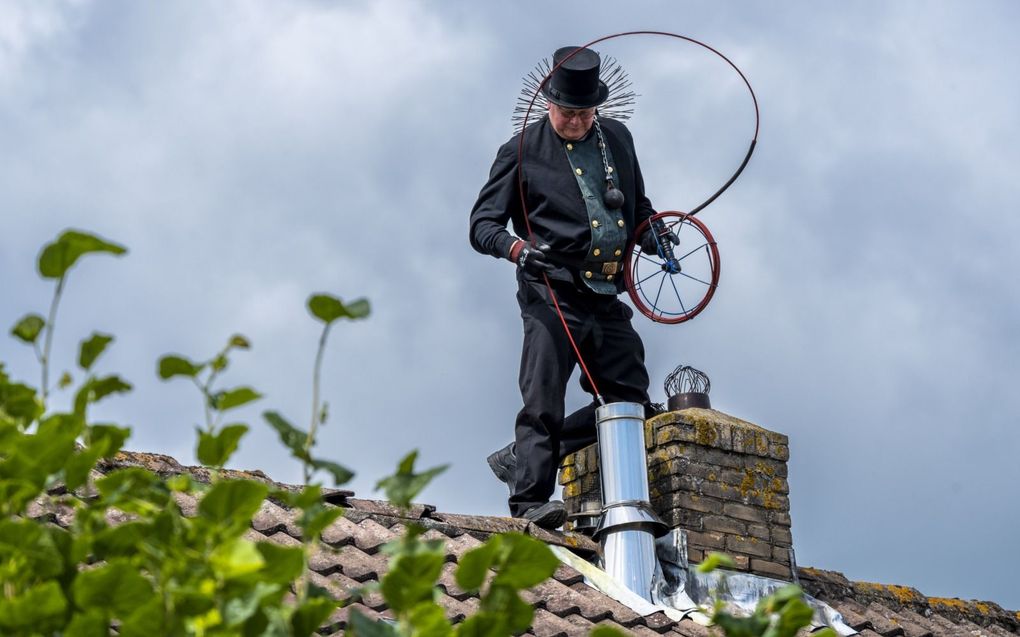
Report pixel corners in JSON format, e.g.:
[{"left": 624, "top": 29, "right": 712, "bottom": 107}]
[{"left": 541, "top": 81, "right": 610, "bottom": 109}]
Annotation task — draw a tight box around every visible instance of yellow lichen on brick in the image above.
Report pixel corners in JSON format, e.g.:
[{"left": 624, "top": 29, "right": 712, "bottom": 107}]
[
  {"left": 755, "top": 461, "right": 776, "bottom": 477},
  {"left": 927, "top": 597, "right": 968, "bottom": 611},
  {"left": 563, "top": 482, "right": 581, "bottom": 498},
  {"left": 695, "top": 420, "right": 718, "bottom": 446},
  {"left": 559, "top": 465, "right": 576, "bottom": 483}
]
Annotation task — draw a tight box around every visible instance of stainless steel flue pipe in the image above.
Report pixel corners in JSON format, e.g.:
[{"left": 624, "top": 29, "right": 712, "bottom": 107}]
[{"left": 593, "top": 402, "right": 668, "bottom": 602}]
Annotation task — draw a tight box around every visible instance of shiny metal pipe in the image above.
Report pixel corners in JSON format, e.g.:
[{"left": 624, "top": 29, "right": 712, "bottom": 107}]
[
  {"left": 596, "top": 402, "right": 651, "bottom": 505},
  {"left": 593, "top": 402, "right": 667, "bottom": 603}
]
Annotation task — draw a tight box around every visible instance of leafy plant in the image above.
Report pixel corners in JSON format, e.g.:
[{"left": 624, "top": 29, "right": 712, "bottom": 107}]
[
  {"left": 1, "top": 228, "right": 576, "bottom": 637},
  {"left": 698, "top": 552, "right": 837, "bottom": 637}
]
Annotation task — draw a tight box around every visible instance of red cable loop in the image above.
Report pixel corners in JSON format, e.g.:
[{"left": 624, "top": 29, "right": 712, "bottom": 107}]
[{"left": 514, "top": 31, "right": 759, "bottom": 405}]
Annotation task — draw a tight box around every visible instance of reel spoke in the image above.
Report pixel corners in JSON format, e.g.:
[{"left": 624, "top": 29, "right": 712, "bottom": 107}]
[{"left": 624, "top": 211, "right": 721, "bottom": 324}]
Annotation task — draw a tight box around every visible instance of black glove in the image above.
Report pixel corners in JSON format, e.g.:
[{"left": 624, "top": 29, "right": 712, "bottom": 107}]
[
  {"left": 640, "top": 228, "right": 679, "bottom": 256},
  {"left": 515, "top": 242, "right": 554, "bottom": 276}
]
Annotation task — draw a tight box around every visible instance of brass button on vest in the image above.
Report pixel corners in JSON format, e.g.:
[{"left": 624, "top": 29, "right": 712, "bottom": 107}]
[
  {"left": 575, "top": 167, "right": 583, "bottom": 176},
  {"left": 593, "top": 248, "right": 601, "bottom": 256},
  {"left": 585, "top": 271, "right": 593, "bottom": 279},
  {"left": 614, "top": 249, "right": 622, "bottom": 257},
  {"left": 607, "top": 274, "right": 614, "bottom": 281},
  {"left": 592, "top": 220, "right": 600, "bottom": 228},
  {"left": 617, "top": 219, "right": 625, "bottom": 228},
  {"left": 566, "top": 143, "right": 574, "bottom": 151}
]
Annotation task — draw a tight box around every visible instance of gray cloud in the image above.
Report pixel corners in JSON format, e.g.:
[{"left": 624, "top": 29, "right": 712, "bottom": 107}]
[{"left": 2, "top": 0, "right": 1018, "bottom": 609}]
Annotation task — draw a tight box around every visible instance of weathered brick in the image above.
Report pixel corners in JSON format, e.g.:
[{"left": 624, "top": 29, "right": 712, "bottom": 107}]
[
  {"left": 747, "top": 524, "right": 770, "bottom": 541},
  {"left": 702, "top": 515, "right": 747, "bottom": 535},
  {"left": 772, "top": 527, "right": 793, "bottom": 547},
  {"left": 656, "top": 423, "right": 699, "bottom": 445},
  {"left": 560, "top": 453, "right": 575, "bottom": 467},
  {"left": 559, "top": 465, "right": 577, "bottom": 483},
  {"left": 726, "top": 535, "right": 772, "bottom": 558},
  {"left": 722, "top": 502, "right": 768, "bottom": 524},
  {"left": 658, "top": 507, "right": 703, "bottom": 530},
  {"left": 771, "top": 546, "right": 792, "bottom": 565},
  {"left": 687, "top": 547, "right": 705, "bottom": 564},
  {"left": 694, "top": 446, "right": 745, "bottom": 469},
  {"left": 769, "top": 477, "right": 790, "bottom": 495},
  {"left": 700, "top": 480, "right": 739, "bottom": 501},
  {"left": 647, "top": 443, "right": 688, "bottom": 470},
  {"left": 650, "top": 472, "right": 701, "bottom": 495},
  {"left": 764, "top": 494, "right": 790, "bottom": 512},
  {"left": 770, "top": 444, "right": 790, "bottom": 461},
  {"left": 563, "top": 482, "right": 581, "bottom": 498},
  {"left": 750, "top": 559, "right": 793, "bottom": 580},
  {"left": 732, "top": 554, "right": 750, "bottom": 571},
  {"left": 732, "top": 427, "right": 769, "bottom": 457},
  {"left": 687, "top": 530, "right": 726, "bottom": 550},
  {"left": 770, "top": 511, "right": 792, "bottom": 526},
  {"left": 664, "top": 492, "right": 723, "bottom": 514}
]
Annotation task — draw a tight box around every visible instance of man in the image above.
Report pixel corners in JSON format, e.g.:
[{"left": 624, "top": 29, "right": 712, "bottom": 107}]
[{"left": 469, "top": 46, "right": 670, "bottom": 529}]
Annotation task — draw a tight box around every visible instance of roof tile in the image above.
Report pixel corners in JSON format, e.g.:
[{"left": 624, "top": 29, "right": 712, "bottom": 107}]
[
  {"left": 333, "top": 546, "right": 389, "bottom": 582},
  {"left": 862, "top": 602, "right": 907, "bottom": 636},
  {"left": 642, "top": 611, "right": 680, "bottom": 633},
  {"left": 827, "top": 599, "right": 873, "bottom": 632},
  {"left": 437, "top": 562, "right": 471, "bottom": 600},
  {"left": 530, "top": 578, "right": 612, "bottom": 623},
  {"left": 251, "top": 500, "right": 293, "bottom": 534},
  {"left": 345, "top": 498, "right": 434, "bottom": 519},
  {"left": 530, "top": 608, "right": 585, "bottom": 637},
  {"left": 567, "top": 582, "right": 643, "bottom": 626}
]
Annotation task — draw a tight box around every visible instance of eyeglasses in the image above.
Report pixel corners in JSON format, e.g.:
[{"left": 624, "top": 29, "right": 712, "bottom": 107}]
[{"left": 552, "top": 105, "right": 596, "bottom": 121}]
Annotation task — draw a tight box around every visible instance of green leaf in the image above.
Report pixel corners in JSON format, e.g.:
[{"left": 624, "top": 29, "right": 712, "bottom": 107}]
[
  {"left": 256, "top": 542, "right": 306, "bottom": 584},
  {"left": 263, "top": 411, "right": 309, "bottom": 459},
  {"left": 198, "top": 479, "right": 269, "bottom": 527},
  {"left": 10, "top": 314, "right": 45, "bottom": 345},
  {"left": 380, "top": 547, "right": 445, "bottom": 613},
  {"left": 66, "top": 611, "right": 110, "bottom": 637},
  {"left": 589, "top": 627, "right": 629, "bottom": 637},
  {"left": 0, "top": 581, "right": 68, "bottom": 632},
  {"left": 491, "top": 533, "right": 559, "bottom": 589},
  {"left": 0, "top": 479, "right": 43, "bottom": 515},
  {"left": 119, "top": 597, "right": 166, "bottom": 637},
  {"left": 698, "top": 551, "right": 737, "bottom": 573},
  {"left": 229, "top": 334, "right": 252, "bottom": 349},
  {"left": 765, "top": 595, "right": 816, "bottom": 637},
  {"left": 375, "top": 450, "right": 448, "bottom": 510},
  {"left": 222, "top": 582, "right": 281, "bottom": 628},
  {"left": 0, "top": 519, "right": 65, "bottom": 580},
  {"left": 93, "top": 521, "right": 150, "bottom": 559},
  {"left": 58, "top": 371, "right": 73, "bottom": 389},
  {"left": 0, "top": 381, "right": 43, "bottom": 428},
  {"left": 407, "top": 602, "right": 454, "bottom": 637},
  {"left": 65, "top": 423, "right": 130, "bottom": 491},
  {"left": 197, "top": 423, "right": 249, "bottom": 467},
  {"left": 211, "top": 537, "right": 266, "bottom": 579},
  {"left": 308, "top": 456, "right": 355, "bottom": 486},
  {"left": 455, "top": 541, "right": 498, "bottom": 592},
  {"left": 307, "top": 294, "right": 371, "bottom": 324},
  {"left": 0, "top": 414, "right": 81, "bottom": 488},
  {"left": 74, "top": 374, "right": 132, "bottom": 416},
  {"left": 95, "top": 467, "right": 170, "bottom": 511},
  {"left": 73, "top": 560, "right": 155, "bottom": 616},
  {"left": 157, "top": 354, "right": 204, "bottom": 379},
  {"left": 347, "top": 607, "right": 399, "bottom": 637},
  {"left": 291, "top": 597, "right": 337, "bottom": 637},
  {"left": 299, "top": 504, "right": 344, "bottom": 540},
  {"left": 212, "top": 386, "right": 262, "bottom": 411},
  {"left": 38, "top": 229, "right": 127, "bottom": 279},
  {"left": 78, "top": 332, "right": 114, "bottom": 370}
]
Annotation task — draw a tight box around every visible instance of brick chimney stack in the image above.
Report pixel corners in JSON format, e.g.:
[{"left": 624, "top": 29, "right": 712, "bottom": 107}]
[{"left": 559, "top": 408, "right": 796, "bottom": 580}]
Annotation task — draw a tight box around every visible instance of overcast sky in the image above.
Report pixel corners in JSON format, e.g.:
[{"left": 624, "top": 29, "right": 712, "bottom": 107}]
[{"left": 2, "top": 0, "right": 1018, "bottom": 610}]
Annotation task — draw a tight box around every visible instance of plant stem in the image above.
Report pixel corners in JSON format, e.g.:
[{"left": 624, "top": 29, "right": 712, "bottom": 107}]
[
  {"left": 305, "top": 322, "right": 332, "bottom": 468},
  {"left": 40, "top": 276, "right": 66, "bottom": 404}
]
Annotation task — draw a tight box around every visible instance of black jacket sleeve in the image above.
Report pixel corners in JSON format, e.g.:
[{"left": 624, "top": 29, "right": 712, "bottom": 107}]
[{"left": 469, "top": 140, "right": 521, "bottom": 260}]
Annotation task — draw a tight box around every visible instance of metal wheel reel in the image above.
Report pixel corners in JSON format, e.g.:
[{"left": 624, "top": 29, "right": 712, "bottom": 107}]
[{"left": 624, "top": 211, "right": 721, "bottom": 324}]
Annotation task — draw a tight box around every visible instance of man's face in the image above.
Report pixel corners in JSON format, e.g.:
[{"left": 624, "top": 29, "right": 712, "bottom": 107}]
[{"left": 547, "top": 103, "right": 596, "bottom": 141}]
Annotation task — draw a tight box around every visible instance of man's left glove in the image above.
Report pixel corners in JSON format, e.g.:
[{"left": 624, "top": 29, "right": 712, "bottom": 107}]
[
  {"left": 640, "top": 227, "right": 679, "bottom": 255},
  {"left": 509, "top": 240, "right": 554, "bottom": 276}
]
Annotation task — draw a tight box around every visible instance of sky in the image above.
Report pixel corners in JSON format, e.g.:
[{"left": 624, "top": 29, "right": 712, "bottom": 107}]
[{"left": 2, "top": 0, "right": 1019, "bottom": 609}]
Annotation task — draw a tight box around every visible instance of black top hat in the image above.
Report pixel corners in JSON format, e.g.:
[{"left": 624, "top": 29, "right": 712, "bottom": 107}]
[{"left": 541, "top": 46, "right": 610, "bottom": 109}]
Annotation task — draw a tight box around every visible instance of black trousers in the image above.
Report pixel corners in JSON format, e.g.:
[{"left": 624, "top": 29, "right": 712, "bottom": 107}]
[{"left": 509, "top": 276, "right": 652, "bottom": 517}]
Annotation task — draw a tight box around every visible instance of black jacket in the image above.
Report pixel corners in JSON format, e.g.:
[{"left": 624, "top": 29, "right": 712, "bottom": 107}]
[{"left": 469, "top": 116, "right": 656, "bottom": 292}]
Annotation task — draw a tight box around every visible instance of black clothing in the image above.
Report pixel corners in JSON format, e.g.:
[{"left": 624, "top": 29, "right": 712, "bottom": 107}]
[
  {"left": 469, "top": 116, "right": 655, "bottom": 293},
  {"left": 511, "top": 277, "right": 651, "bottom": 516},
  {"left": 469, "top": 115, "right": 655, "bottom": 517}
]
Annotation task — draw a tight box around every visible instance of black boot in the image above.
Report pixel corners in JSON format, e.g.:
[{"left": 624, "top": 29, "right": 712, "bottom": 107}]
[{"left": 486, "top": 442, "right": 517, "bottom": 495}]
